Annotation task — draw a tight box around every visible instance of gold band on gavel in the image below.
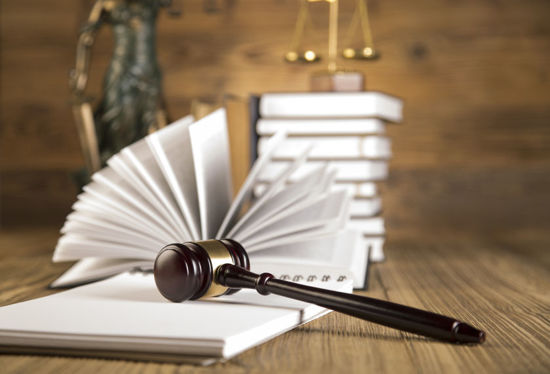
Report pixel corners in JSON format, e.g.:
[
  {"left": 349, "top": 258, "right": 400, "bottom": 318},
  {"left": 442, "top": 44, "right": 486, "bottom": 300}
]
[{"left": 195, "top": 240, "right": 234, "bottom": 299}]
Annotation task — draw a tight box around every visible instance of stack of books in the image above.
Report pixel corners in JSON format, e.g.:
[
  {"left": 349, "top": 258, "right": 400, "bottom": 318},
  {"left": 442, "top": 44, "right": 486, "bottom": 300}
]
[{"left": 250, "top": 92, "right": 403, "bottom": 263}]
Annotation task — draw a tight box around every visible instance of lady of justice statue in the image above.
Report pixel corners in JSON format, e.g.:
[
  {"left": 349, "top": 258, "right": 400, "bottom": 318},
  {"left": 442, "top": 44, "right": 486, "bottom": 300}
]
[{"left": 70, "top": 0, "right": 176, "bottom": 181}]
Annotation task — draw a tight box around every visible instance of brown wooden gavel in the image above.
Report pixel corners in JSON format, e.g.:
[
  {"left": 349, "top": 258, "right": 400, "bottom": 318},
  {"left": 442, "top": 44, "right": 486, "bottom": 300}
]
[{"left": 154, "top": 239, "right": 485, "bottom": 344}]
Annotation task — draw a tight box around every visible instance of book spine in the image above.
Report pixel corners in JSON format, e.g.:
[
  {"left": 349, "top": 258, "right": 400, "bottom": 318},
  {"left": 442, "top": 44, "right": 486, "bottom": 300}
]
[
  {"left": 257, "top": 160, "right": 388, "bottom": 183},
  {"left": 332, "top": 182, "right": 378, "bottom": 197},
  {"left": 259, "top": 92, "right": 403, "bottom": 123},
  {"left": 347, "top": 216, "right": 385, "bottom": 235},
  {"left": 349, "top": 197, "right": 382, "bottom": 217},
  {"left": 249, "top": 95, "right": 261, "bottom": 166},
  {"left": 360, "top": 236, "right": 385, "bottom": 262},
  {"left": 256, "top": 118, "right": 386, "bottom": 136},
  {"left": 258, "top": 136, "right": 392, "bottom": 160}
]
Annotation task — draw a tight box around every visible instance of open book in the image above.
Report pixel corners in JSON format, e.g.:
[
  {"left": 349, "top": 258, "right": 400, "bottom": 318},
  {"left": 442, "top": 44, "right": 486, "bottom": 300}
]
[{"left": 52, "top": 108, "right": 369, "bottom": 289}]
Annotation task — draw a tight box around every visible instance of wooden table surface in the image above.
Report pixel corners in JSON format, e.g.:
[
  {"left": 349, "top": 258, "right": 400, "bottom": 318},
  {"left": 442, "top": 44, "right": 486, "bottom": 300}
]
[{"left": 0, "top": 228, "right": 548, "bottom": 373}]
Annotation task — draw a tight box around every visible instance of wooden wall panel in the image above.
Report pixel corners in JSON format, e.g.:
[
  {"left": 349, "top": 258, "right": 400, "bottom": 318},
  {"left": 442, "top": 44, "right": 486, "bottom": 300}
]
[{"left": 1, "top": 0, "right": 549, "bottom": 234}]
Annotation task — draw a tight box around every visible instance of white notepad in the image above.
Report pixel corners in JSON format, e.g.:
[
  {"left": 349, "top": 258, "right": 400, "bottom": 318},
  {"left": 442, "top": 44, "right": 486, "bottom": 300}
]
[{"left": 0, "top": 263, "right": 353, "bottom": 363}]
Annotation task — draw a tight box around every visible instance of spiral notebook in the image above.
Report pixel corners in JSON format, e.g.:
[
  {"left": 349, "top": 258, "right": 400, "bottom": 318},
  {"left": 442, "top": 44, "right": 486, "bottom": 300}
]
[{"left": 0, "top": 263, "right": 353, "bottom": 364}]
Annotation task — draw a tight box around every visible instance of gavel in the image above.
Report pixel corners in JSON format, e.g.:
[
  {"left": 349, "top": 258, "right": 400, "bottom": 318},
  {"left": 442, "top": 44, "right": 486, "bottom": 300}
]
[{"left": 154, "top": 239, "right": 485, "bottom": 344}]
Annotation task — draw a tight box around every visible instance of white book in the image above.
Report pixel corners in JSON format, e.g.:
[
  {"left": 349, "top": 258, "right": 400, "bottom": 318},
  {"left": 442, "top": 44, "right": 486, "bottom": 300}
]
[
  {"left": 348, "top": 216, "right": 385, "bottom": 236},
  {"left": 333, "top": 182, "right": 378, "bottom": 197},
  {"left": 349, "top": 197, "right": 382, "bottom": 217},
  {"left": 258, "top": 160, "right": 388, "bottom": 183},
  {"left": 256, "top": 118, "right": 386, "bottom": 136},
  {"left": 259, "top": 92, "right": 403, "bottom": 123},
  {"left": 254, "top": 181, "right": 378, "bottom": 199},
  {"left": 0, "top": 263, "right": 353, "bottom": 363},
  {"left": 360, "top": 236, "right": 385, "bottom": 262},
  {"left": 258, "top": 136, "right": 392, "bottom": 160}
]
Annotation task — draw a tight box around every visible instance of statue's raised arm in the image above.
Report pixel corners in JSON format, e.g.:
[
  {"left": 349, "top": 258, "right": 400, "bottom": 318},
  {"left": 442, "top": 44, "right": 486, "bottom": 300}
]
[{"left": 70, "top": 0, "right": 112, "bottom": 98}]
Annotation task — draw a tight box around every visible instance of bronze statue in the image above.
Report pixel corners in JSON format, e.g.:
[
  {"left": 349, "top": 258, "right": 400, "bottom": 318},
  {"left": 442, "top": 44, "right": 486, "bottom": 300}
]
[{"left": 71, "top": 0, "right": 175, "bottom": 176}]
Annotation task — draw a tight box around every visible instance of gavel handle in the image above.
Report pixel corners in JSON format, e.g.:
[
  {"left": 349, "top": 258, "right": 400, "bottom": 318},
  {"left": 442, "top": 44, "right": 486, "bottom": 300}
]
[{"left": 216, "top": 264, "right": 485, "bottom": 344}]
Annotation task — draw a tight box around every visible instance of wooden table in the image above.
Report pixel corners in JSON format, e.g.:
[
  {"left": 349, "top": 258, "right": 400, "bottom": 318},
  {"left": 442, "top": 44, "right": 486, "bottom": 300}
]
[{"left": 0, "top": 227, "right": 548, "bottom": 373}]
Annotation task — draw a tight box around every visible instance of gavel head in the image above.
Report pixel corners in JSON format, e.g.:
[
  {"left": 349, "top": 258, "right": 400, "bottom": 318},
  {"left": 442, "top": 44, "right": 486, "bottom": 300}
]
[{"left": 154, "top": 239, "right": 250, "bottom": 302}]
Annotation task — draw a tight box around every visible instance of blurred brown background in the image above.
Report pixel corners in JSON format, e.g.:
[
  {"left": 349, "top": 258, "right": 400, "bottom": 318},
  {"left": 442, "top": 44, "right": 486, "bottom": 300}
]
[{"left": 1, "top": 0, "right": 549, "bottom": 241}]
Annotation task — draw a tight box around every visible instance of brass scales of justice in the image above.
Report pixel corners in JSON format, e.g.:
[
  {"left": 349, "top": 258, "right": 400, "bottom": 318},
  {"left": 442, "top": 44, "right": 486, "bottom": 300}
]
[{"left": 284, "top": 0, "right": 380, "bottom": 92}]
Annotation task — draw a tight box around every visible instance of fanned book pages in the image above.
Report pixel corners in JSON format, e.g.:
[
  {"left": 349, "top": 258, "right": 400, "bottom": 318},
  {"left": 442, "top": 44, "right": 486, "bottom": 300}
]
[{"left": 52, "top": 108, "right": 370, "bottom": 289}]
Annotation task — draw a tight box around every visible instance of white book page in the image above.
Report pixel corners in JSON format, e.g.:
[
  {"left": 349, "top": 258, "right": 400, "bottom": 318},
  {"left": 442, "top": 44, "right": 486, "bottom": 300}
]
[
  {"left": 254, "top": 180, "right": 378, "bottom": 198},
  {"left": 258, "top": 160, "right": 388, "bottom": 182},
  {"left": 253, "top": 145, "right": 312, "bottom": 200},
  {"left": 188, "top": 109, "right": 233, "bottom": 239},
  {"left": 53, "top": 234, "right": 157, "bottom": 262},
  {"left": 224, "top": 144, "right": 313, "bottom": 238},
  {"left": 61, "top": 215, "right": 162, "bottom": 251},
  {"left": 350, "top": 241, "right": 370, "bottom": 288},
  {"left": 235, "top": 190, "right": 349, "bottom": 246},
  {"left": 349, "top": 197, "right": 382, "bottom": 217},
  {"left": 71, "top": 196, "right": 172, "bottom": 243},
  {"left": 248, "top": 230, "right": 364, "bottom": 286},
  {"left": 245, "top": 204, "right": 349, "bottom": 253},
  {"left": 83, "top": 180, "right": 175, "bottom": 240},
  {"left": 363, "top": 236, "right": 385, "bottom": 262},
  {"left": 146, "top": 115, "right": 201, "bottom": 239},
  {"left": 258, "top": 136, "right": 392, "bottom": 159},
  {"left": 113, "top": 135, "right": 192, "bottom": 239},
  {"left": 52, "top": 183, "right": 177, "bottom": 264},
  {"left": 216, "top": 131, "right": 287, "bottom": 238},
  {"left": 241, "top": 208, "right": 349, "bottom": 251},
  {"left": 259, "top": 92, "right": 403, "bottom": 122},
  {"left": 50, "top": 258, "right": 152, "bottom": 288},
  {"left": 92, "top": 168, "right": 181, "bottom": 239},
  {"left": 109, "top": 154, "right": 190, "bottom": 240},
  {"left": 229, "top": 165, "right": 328, "bottom": 239},
  {"left": 332, "top": 182, "right": 378, "bottom": 197}
]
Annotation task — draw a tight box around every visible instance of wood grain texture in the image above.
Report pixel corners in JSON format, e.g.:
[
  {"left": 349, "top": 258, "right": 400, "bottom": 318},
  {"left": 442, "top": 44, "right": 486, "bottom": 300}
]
[
  {"left": 1, "top": 3, "right": 548, "bottom": 372},
  {"left": 0, "top": 228, "right": 548, "bottom": 373},
  {"left": 1, "top": 0, "right": 550, "bottom": 233}
]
